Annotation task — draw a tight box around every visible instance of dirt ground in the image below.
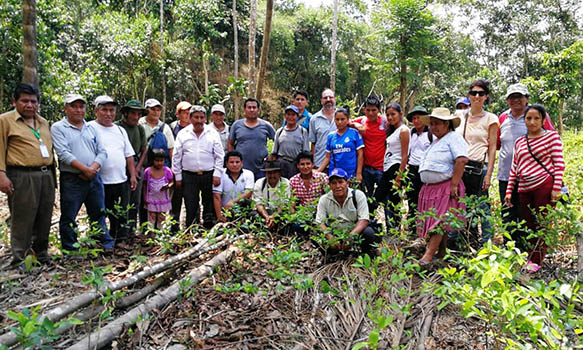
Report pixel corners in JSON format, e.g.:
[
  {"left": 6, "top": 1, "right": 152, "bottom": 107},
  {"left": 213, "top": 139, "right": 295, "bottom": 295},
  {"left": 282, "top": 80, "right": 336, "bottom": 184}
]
[{"left": 0, "top": 192, "right": 580, "bottom": 349}]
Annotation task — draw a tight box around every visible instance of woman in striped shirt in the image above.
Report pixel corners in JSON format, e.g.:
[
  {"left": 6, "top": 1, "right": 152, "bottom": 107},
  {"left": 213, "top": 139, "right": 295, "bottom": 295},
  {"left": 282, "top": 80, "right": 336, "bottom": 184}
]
[{"left": 504, "top": 104, "right": 565, "bottom": 272}]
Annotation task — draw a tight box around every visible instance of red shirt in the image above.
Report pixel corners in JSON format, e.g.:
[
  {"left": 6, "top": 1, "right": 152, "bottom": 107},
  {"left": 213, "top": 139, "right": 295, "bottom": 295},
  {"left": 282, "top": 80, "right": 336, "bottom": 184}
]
[
  {"left": 352, "top": 116, "right": 387, "bottom": 170},
  {"left": 289, "top": 171, "right": 328, "bottom": 206}
]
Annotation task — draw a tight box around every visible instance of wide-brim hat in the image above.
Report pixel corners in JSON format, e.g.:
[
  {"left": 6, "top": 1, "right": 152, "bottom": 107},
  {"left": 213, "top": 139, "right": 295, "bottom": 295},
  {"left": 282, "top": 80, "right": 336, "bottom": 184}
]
[
  {"left": 260, "top": 159, "right": 282, "bottom": 172},
  {"left": 420, "top": 107, "right": 461, "bottom": 129},
  {"left": 121, "top": 99, "right": 147, "bottom": 115},
  {"left": 406, "top": 106, "right": 428, "bottom": 122}
]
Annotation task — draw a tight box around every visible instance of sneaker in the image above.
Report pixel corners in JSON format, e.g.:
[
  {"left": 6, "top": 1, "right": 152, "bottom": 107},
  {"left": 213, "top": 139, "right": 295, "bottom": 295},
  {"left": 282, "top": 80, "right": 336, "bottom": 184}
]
[{"left": 524, "top": 261, "right": 541, "bottom": 273}]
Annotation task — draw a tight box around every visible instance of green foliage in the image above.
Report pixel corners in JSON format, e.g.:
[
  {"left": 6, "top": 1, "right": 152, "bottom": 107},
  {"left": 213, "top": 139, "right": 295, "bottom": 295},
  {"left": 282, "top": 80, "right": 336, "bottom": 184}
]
[
  {"left": 81, "top": 263, "right": 112, "bottom": 290},
  {"left": 6, "top": 306, "right": 82, "bottom": 349},
  {"left": 434, "top": 242, "right": 583, "bottom": 348}
]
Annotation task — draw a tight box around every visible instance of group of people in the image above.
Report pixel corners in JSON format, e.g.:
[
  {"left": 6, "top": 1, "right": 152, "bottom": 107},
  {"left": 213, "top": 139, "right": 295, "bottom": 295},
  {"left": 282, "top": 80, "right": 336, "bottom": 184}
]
[{"left": 0, "top": 81, "right": 565, "bottom": 273}]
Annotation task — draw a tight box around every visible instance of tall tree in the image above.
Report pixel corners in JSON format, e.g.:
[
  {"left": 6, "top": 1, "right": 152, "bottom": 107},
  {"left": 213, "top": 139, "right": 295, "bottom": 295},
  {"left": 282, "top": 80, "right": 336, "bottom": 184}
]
[
  {"left": 22, "top": 0, "right": 38, "bottom": 86},
  {"left": 248, "top": 0, "right": 257, "bottom": 97},
  {"left": 330, "top": 0, "right": 339, "bottom": 91},
  {"left": 255, "top": 0, "right": 273, "bottom": 102},
  {"left": 232, "top": 0, "right": 240, "bottom": 119},
  {"left": 160, "top": 0, "right": 166, "bottom": 120}
]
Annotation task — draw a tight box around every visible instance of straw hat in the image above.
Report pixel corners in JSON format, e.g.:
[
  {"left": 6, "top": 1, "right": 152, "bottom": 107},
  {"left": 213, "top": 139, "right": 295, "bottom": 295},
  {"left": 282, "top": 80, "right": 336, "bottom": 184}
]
[{"left": 420, "top": 107, "right": 461, "bottom": 129}]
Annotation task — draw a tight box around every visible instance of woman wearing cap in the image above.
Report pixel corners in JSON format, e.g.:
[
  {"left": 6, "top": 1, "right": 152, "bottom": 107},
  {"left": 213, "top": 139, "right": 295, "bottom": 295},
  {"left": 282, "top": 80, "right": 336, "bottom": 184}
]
[
  {"left": 417, "top": 108, "right": 468, "bottom": 265},
  {"left": 504, "top": 104, "right": 564, "bottom": 273},
  {"left": 317, "top": 108, "right": 364, "bottom": 181},
  {"left": 405, "top": 106, "right": 432, "bottom": 229},
  {"left": 458, "top": 79, "right": 499, "bottom": 247},
  {"left": 373, "top": 102, "right": 409, "bottom": 230},
  {"left": 271, "top": 105, "right": 310, "bottom": 178}
]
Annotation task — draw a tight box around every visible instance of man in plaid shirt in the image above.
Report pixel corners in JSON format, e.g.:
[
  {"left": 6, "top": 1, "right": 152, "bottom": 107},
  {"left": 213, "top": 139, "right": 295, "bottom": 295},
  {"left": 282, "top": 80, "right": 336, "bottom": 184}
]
[{"left": 289, "top": 151, "right": 328, "bottom": 207}]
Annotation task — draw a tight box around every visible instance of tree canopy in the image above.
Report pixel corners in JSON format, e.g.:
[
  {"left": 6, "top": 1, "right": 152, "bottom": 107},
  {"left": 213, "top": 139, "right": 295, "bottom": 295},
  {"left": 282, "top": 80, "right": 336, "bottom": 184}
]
[{"left": 1, "top": 0, "right": 581, "bottom": 127}]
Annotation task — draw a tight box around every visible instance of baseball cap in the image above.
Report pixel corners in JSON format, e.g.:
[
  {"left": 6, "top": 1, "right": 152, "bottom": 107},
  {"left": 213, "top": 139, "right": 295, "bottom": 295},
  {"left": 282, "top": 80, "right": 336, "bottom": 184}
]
[
  {"left": 284, "top": 105, "right": 300, "bottom": 115},
  {"left": 144, "top": 98, "right": 162, "bottom": 108},
  {"left": 93, "top": 95, "right": 117, "bottom": 108},
  {"left": 176, "top": 101, "right": 192, "bottom": 114},
  {"left": 64, "top": 93, "right": 86, "bottom": 105},
  {"left": 211, "top": 104, "right": 226, "bottom": 114},
  {"left": 329, "top": 168, "right": 349, "bottom": 180},
  {"left": 505, "top": 83, "right": 529, "bottom": 99},
  {"left": 190, "top": 105, "right": 207, "bottom": 115},
  {"left": 455, "top": 97, "right": 470, "bottom": 108}
]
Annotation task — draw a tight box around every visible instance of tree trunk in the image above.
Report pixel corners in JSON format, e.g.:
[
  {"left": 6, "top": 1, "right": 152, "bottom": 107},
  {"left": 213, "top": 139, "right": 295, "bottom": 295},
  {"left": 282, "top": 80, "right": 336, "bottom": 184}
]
[
  {"left": 160, "top": 0, "right": 166, "bottom": 121},
  {"left": 22, "top": 0, "right": 38, "bottom": 87},
  {"left": 399, "top": 60, "right": 407, "bottom": 112},
  {"left": 255, "top": 0, "right": 273, "bottom": 102},
  {"left": 203, "top": 46, "right": 210, "bottom": 96},
  {"left": 329, "top": 0, "right": 339, "bottom": 92},
  {"left": 232, "top": 0, "right": 240, "bottom": 120},
  {"left": 248, "top": 0, "right": 257, "bottom": 97}
]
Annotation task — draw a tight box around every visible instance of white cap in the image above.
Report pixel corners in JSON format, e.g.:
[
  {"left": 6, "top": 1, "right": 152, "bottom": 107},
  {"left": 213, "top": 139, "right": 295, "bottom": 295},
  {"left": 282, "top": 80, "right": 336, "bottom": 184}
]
[
  {"left": 505, "top": 83, "right": 530, "bottom": 99},
  {"left": 210, "top": 104, "right": 226, "bottom": 114},
  {"left": 144, "top": 98, "right": 162, "bottom": 108},
  {"left": 93, "top": 95, "right": 117, "bottom": 108},
  {"left": 65, "top": 93, "right": 86, "bottom": 105}
]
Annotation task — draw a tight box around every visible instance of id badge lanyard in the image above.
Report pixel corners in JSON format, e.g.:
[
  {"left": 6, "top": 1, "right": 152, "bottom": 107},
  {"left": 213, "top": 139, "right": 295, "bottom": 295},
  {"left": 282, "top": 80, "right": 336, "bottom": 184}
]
[{"left": 29, "top": 125, "right": 50, "bottom": 158}]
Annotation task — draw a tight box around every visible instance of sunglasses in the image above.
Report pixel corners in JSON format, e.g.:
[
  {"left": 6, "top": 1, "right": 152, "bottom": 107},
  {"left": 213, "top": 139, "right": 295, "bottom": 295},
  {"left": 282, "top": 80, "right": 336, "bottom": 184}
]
[{"left": 469, "top": 90, "right": 487, "bottom": 97}]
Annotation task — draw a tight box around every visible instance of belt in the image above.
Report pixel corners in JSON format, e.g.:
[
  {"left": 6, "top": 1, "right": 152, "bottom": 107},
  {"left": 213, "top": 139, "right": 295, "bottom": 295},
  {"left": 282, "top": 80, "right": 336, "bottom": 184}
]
[
  {"left": 7, "top": 165, "right": 53, "bottom": 173},
  {"left": 184, "top": 170, "right": 213, "bottom": 176}
]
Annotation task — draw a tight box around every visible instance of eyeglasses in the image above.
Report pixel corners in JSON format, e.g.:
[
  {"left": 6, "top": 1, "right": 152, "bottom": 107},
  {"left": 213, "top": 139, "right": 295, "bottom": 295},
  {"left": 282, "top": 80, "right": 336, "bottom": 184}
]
[{"left": 469, "top": 90, "right": 487, "bottom": 97}]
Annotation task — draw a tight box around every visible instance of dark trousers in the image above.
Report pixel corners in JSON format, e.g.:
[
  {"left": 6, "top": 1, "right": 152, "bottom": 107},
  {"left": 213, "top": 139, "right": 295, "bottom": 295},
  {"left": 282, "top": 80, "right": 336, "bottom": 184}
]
[
  {"left": 183, "top": 171, "right": 215, "bottom": 229},
  {"left": 499, "top": 180, "right": 527, "bottom": 251},
  {"left": 170, "top": 182, "right": 184, "bottom": 231},
  {"left": 461, "top": 169, "right": 492, "bottom": 245},
  {"left": 279, "top": 158, "right": 298, "bottom": 179},
  {"left": 7, "top": 167, "right": 55, "bottom": 264},
  {"left": 405, "top": 164, "right": 423, "bottom": 226},
  {"left": 60, "top": 172, "right": 114, "bottom": 251},
  {"left": 518, "top": 176, "right": 553, "bottom": 265},
  {"left": 104, "top": 181, "right": 130, "bottom": 241},
  {"left": 362, "top": 165, "right": 383, "bottom": 197},
  {"left": 373, "top": 164, "right": 402, "bottom": 229},
  {"left": 361, "top": 226, "right": 382, "bottom": 255},
  {"left": 127, "top": 168, "right": 143, "bottom": 234}
]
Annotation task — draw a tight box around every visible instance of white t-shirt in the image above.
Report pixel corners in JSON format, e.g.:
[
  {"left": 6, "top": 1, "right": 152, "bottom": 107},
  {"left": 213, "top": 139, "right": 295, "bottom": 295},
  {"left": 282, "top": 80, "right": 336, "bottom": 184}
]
[
  {"left": 213, "top": 169, "right": 255, "bottom": 206},
  {"left": 88, "top": 121, "right": 135, "bottom": 184},
  {"left": 383, "top": 124, "right": 409, "bottom": 171}
]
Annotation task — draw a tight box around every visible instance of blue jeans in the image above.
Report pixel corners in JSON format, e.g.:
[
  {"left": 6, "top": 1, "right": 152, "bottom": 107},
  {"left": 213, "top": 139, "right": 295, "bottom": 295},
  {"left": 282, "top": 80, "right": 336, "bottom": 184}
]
[
  {"left": 362, "top": 166, "right": 383, "bottom": 197},
  {"left": 59, "top": 172, "right": 114, "bottom": 251}
]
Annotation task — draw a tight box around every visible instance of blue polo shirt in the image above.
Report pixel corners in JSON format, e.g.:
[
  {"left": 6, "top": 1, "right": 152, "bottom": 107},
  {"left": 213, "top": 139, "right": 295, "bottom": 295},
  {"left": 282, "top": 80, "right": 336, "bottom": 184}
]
[
  {"left": 51, "top": 118, "right": 108, "bottom": 174},
  {"left": 325, "top": 128, "right": 364, "bottom": 178}
]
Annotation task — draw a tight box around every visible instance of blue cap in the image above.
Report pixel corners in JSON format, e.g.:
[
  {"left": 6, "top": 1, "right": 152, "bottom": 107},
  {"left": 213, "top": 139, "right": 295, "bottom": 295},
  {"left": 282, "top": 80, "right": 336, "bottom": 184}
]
[
  {"left": 329, "top": 168, "right": 349, "bottom": 180},
  {"left": 455, "top": 97, "right": 470, "bottom": 108},
  {"left": 284, "top": 105, "right": 300, "bottom": 115}
]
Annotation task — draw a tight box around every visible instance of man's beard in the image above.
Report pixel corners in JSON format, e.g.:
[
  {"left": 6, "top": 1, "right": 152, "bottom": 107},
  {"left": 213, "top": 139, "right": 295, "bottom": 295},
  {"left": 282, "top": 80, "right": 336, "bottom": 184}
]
[{"left": 323, "top": 102, "right": 335, "bottom": 110}]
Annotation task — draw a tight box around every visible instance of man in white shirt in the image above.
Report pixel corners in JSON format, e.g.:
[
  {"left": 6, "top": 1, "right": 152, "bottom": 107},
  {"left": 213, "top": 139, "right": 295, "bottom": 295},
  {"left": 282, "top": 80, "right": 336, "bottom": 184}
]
[
  {"left": 172, "top": 105, "right": 224, "bottom": 229},
  {"left": 213, "top": 151, "right": 254, "bottom": 222},
  {"left": 90, "top": 96, "right": 137, "bottom": 246}
]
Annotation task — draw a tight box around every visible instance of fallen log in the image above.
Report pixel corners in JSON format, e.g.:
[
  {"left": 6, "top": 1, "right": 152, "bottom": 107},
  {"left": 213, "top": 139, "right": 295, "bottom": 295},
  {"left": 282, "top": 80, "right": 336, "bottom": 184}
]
[
  {"left": 53, "top": 270, "right": 172, "bottom": 336},
  {"left": 65, "top": 246, "right": 238, "bottom": 350},
  {"left": 0, "top": 223, "right": 234, "bottom": 347}
]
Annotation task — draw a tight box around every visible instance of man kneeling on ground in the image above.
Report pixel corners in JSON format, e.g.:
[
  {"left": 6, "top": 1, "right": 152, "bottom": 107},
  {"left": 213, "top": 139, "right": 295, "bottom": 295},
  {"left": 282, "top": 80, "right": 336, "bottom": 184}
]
[
  {"left": 315, "top": 168, "right": 381, "bottom": 256},
  {"left": 213, "top": 151, "right": 255, "bottom": 222},
  {"left": 253, "top": 159, "right": 291, "bottom": 229}
]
